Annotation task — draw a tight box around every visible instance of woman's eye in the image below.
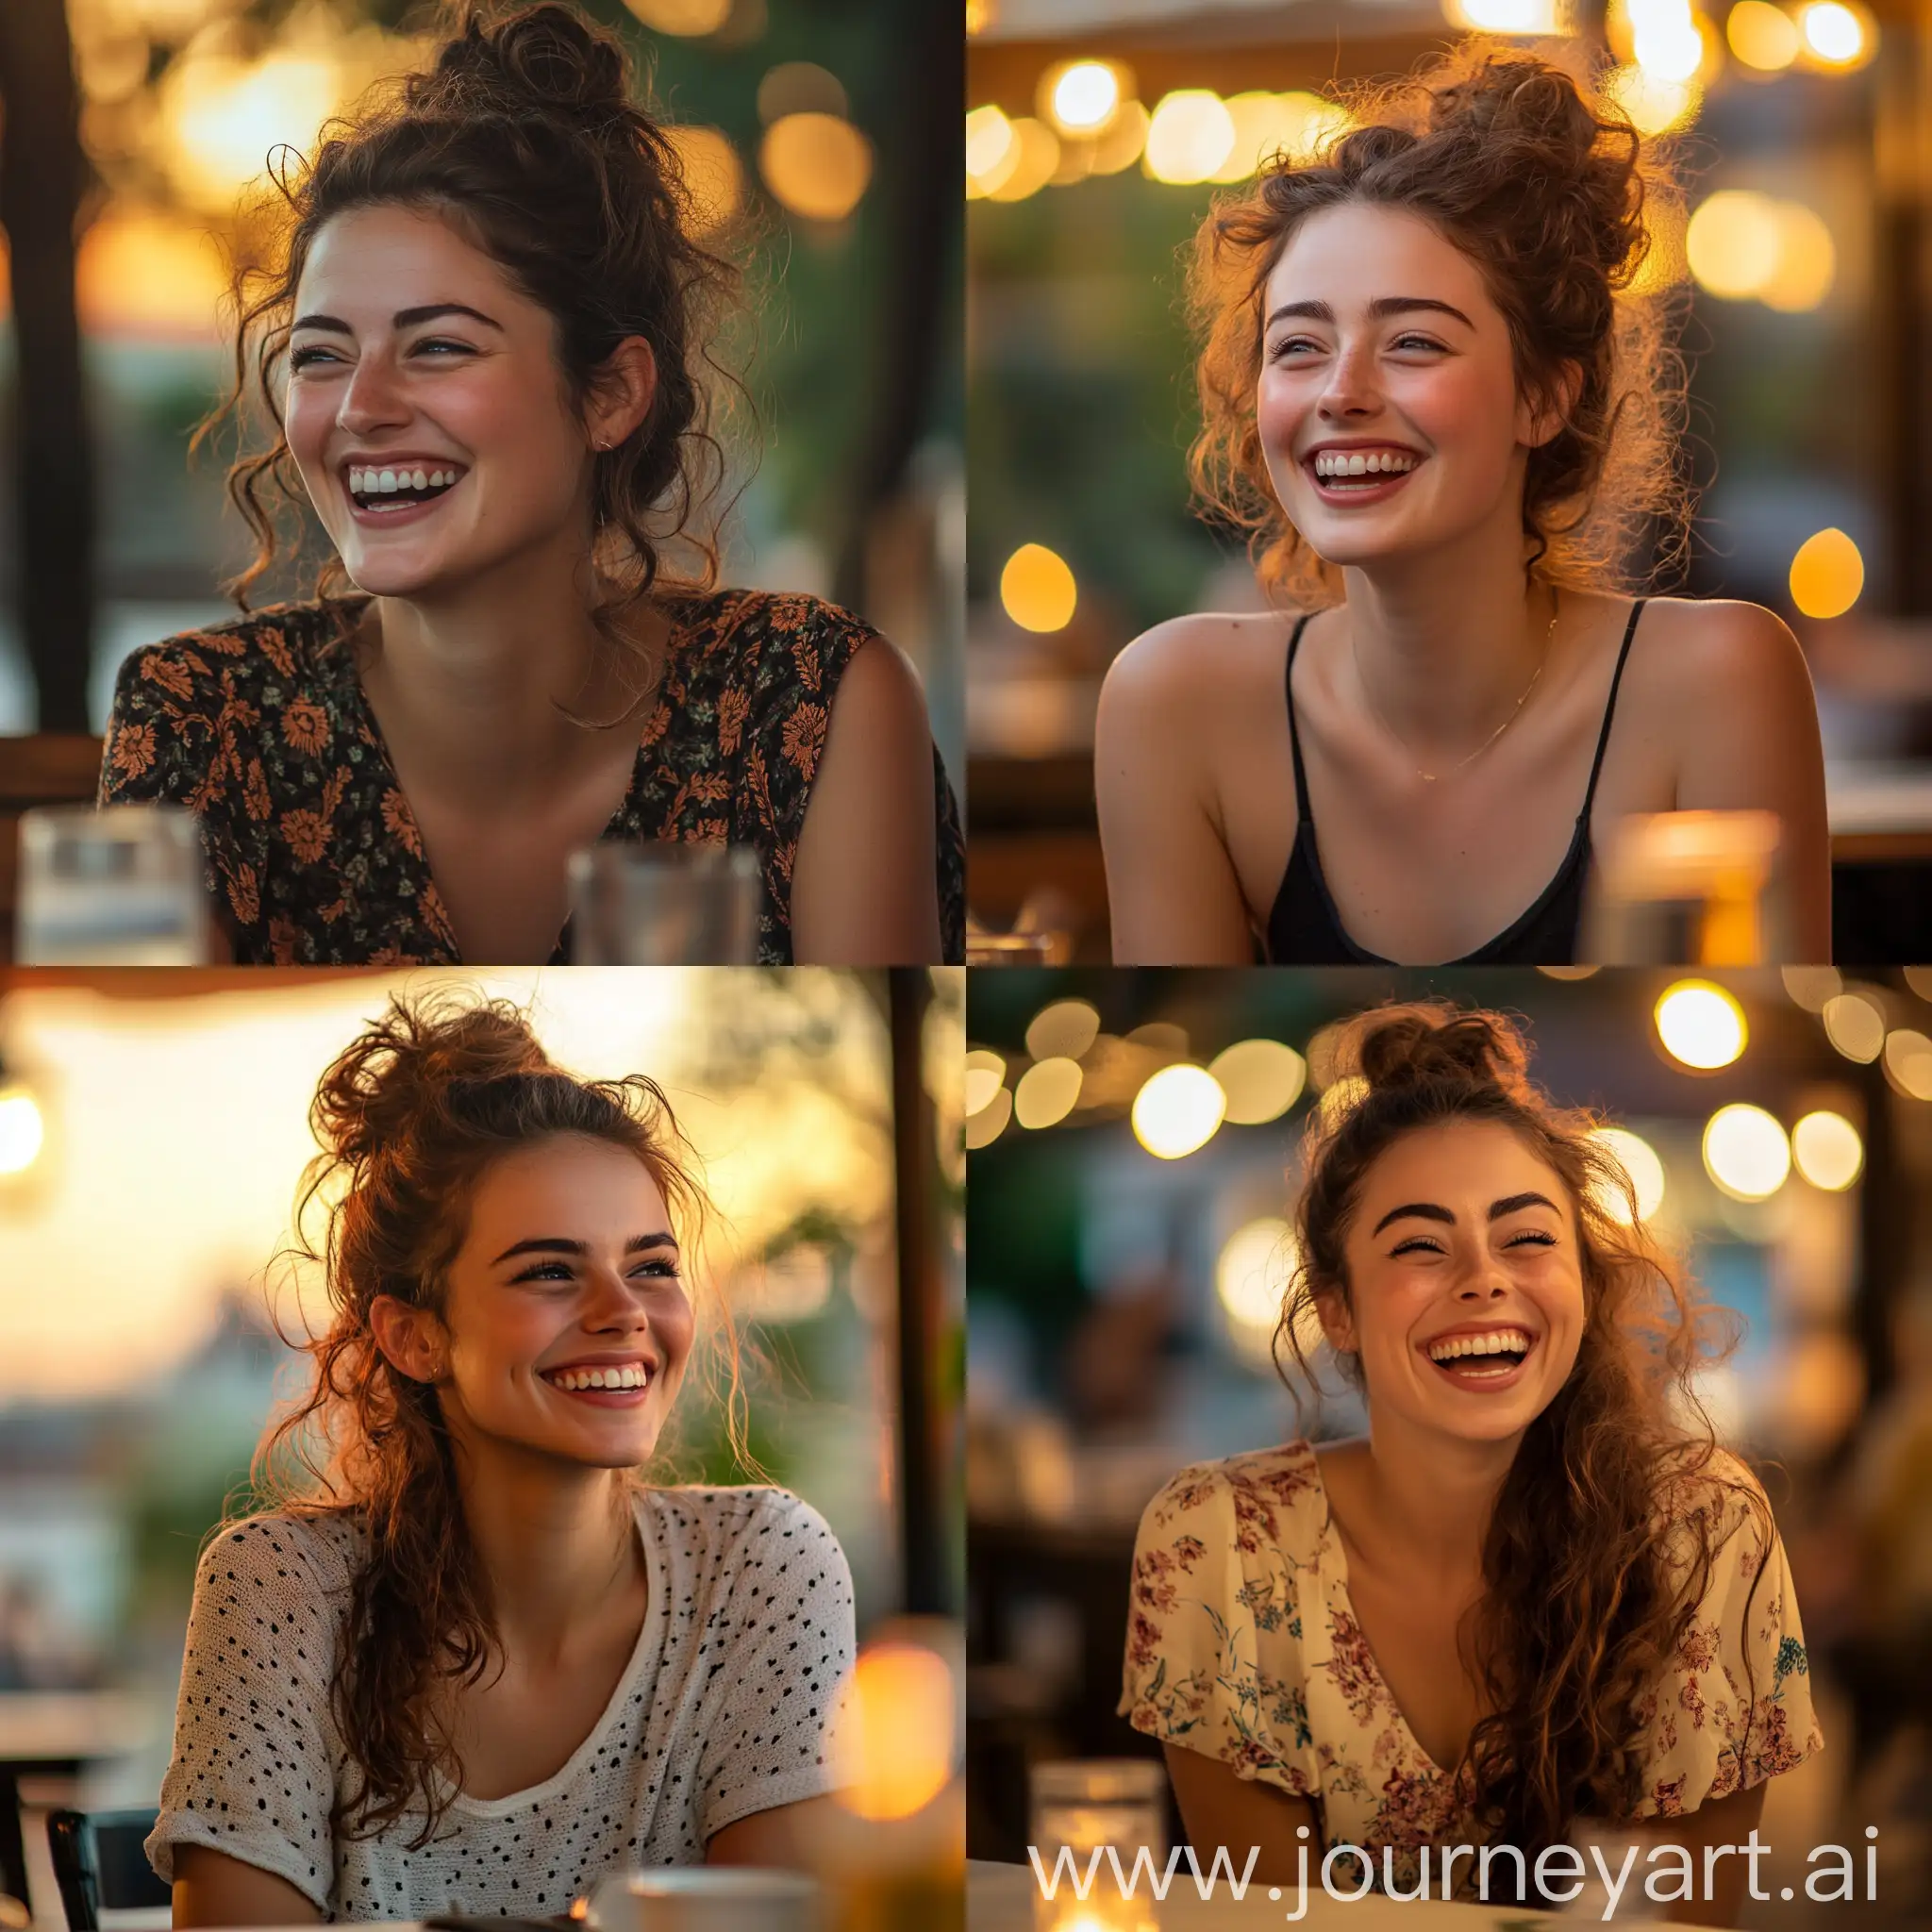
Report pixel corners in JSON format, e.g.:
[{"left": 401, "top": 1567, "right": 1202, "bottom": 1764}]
[
  {"left": 1505, "top": 1230, "right": 1557, "bottom": 1249},
  {"left": 1390, "top": 334, "right": 1445, "bottom": 354},
  {"left": 630, "top": 1259, "right": 681, "bottom": 1281},
  {"left": 1390, "top": 1236, "right": 1444, "bottom": 1257},
  {"left": 289, "top": 345, "right": 341, "bottom": 371},
  {"left": 514, "top": 1261, "right": 576, "bottom": 1284},
  {"left": 1268, "top": 336, "right": 1320, "bottom": 363},
  {"left": 411, "top": 338, "right": 475, "bottom": 358}
]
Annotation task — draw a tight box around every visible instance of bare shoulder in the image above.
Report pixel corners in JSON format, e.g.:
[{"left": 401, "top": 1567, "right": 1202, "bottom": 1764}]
[
  {"left": 829, "top": 628, "right": 929, "bottom": 729},
  {"left": 1101, "top": 608, "right": 1296, "bottom": 721},
  {"left": 1627, "top": 596, "right": 1814, "bottom": 707}
]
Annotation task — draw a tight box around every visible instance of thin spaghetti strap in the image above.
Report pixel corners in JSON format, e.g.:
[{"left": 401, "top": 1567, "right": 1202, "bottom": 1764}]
[
  {"left": 1575, "top": 598, "right": 1646, "bottom": 824},
  {"left": 1284, "top": 613, "right": 1314, "bottom": 826}
]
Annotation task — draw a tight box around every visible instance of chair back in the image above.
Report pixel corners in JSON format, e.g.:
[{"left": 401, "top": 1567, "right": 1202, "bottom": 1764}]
[
  {"left": 0, "top": 736, "right": 104, "bottom": 964},
  {"left": 44, "top": 1809, "right": 169, "bottom": 1932}
]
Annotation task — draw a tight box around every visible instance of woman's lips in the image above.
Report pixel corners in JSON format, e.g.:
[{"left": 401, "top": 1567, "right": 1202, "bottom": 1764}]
[
  {"left": 1303, "top": 455, "right": 1423, "bottom": 508},
  {"left": 1423, "top": 1331, "right": 1540, "bottom": 1391}
]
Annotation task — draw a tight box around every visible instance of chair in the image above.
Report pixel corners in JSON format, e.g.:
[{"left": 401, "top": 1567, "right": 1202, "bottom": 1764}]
[{"left": 44, "top": 1809, "right": 169, "bottom": 1932}]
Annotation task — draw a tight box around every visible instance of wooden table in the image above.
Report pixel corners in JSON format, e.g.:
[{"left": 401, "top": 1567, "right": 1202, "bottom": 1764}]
[{"left": 966, "top": 1857, "right": 1729, "bottom": 1928}]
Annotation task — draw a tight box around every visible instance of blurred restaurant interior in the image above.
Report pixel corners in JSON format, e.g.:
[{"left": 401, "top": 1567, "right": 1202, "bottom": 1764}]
[
  {"left": 966, "top": 0, "right": 1932, "bottom": 964},
  {"left": 0, "top": 963, "right": 965, "bottom": 1925},
  {"left": 0, "top": 0, "right": 961, "bottom": 925},
  {"left": 966, "top": 964, "right": 1932, "bottom": 1925}
]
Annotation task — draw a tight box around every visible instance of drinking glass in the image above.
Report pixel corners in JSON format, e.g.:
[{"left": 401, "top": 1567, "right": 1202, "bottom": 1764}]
[
  {"left": 1584, "top": 808, "right": 1784, "bottom": 965},
  {"left": 16, "top": 805, "right": 208, "bottom": 965},
  {"left": 586, "top": 1869, "right": 819, "bottom": 1932},
  {"left": 567, "top": 843, "right": 762, "bottom": 964},
  {"left": 1028, "top": 1758, "right": 1166, "bottom": 1932}
]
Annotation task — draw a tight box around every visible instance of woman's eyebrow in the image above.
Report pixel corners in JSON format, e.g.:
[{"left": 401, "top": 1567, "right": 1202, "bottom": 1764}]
[
  {"left": 1263, "top": 296, "right": 1474, "bottom": 330},
  {"left": 1490, "top": 1191, "right": 1558, "bottom": 1220},
  {"left": 491, "top": 1232, "right": 678, "bottom": 1265},
  {"left": 291, "top": 303, "right": 506, "bottom": 334},
  {"left": 1372, "top": 1200, "right": 1453, "bottom": 1235}
]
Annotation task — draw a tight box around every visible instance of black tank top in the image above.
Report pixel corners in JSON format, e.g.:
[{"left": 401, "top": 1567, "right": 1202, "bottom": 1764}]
[{"left": 1265, "top": 600, "right": 1646, "bottom": 965}]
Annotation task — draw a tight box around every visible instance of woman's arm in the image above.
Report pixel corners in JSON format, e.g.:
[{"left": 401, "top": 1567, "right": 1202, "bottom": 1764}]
[
  {"left": 707, "top": 1795, "right": 842, "bottom": 1870},
  {"left": 1669, "top": 601, "right": 1832, "bottom": 960},
  {"left": 1160, "top": 1741, "right": 1321, "bottom": 1888},
  {"left": 791, "top": 638, "right": 944, "bottom": 964},
  {"left": 172, "top": 1844, "right": 322, "bottom": 1929},
  {"left": 1095, "top": 624, "right": 1257, "bottom": 964}
]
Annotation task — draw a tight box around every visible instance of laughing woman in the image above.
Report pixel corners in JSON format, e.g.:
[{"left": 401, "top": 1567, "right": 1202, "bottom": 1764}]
[
  {"left": 149, "top": 996, "right": 855, "bottom": 1924},
  {"left": 99, "top": 3, "right": 962, "bottom": 966},
  {"left": 1096, "top": 48, "right": 1829, "bottom": 964},
  {"left": 1122, "top": 1006, "right": 1822, "bottom": 1925}
]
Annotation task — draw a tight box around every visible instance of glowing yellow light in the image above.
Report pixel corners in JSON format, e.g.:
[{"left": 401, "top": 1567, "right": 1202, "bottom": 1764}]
[
  {"left": 1760, "top": 203, "right": 1835, "bottom": 312},
  {"left": 1085, "top": 98, "right": 1152, "bottom": 175},
  {"left": 1025, "top": 1000, "right": 1101, "bottom": 1063},
  {"left": 159, "top": 46, "right": 340, "bottom": 211},
  {"left": 0, "top": 1092, "right": 44, "bottom": 1176},
  {"left": 1217, "top": 1218, "right": 1295, "bottom": 1358},
  {"left": 999, "top": 543, "right": 1077, "bottom": 632},
  {"left": 1014, "top": 1057, "right": 1083, "bottom": 1130},
  {"left": 966, "top": 1086, "right": 1012, "bottom": 1149},
  {"left": 665, "top": 126, "right": 743, "bottom": 234},
  {"left": 625, "top": 0, "right": 732, "bottom": 30},
  {"left": 76, "top": 205, "right": 227, "bottom": 342},
  {"left": 1781, "top": 966, "right": 1842, "bottom": 1011},
  {"left": 1604, "top": 62, "right": 1702, "bottom": 138},
  {"left": 964, "top": 1049, "right": 1006, "bottom": 1118},
  {"left": 1884, "top": 1028, "right": 1932, "bottom": 1101},
  {"left": 1210, "top": 92, "right": 1335, "bottom": 183},
  {"left": 1907, "top": 966, "right": 1932, "bottom": 1003},
  {"left": 987, "top": 116, "right": 1061, "bottom": 203},
  {"left": 1655, "top": 980, "right": 1747, "bottom": 1070},
  {"left": 1687, "top": 190, "right": 1783, "bottom": 299},
  {"left": 828, "top": 1641, "right": 955, "bottom": 1821},
  {"left": 1792, "top": 1110, "right": 1862, "bottom": 1190},
  {"left": 966, "top": 105, "right": 1019, "bottom": 197},
  {"left": 1144, "top": 91, "right": 1236, "bottom": 185},
  {"left": 759, "top": 112, "right": 872, "bottom": 224},
  {"left": 1823, "top": 991, "right": 1886, "bottom": 1062},
  {"left": 1208, "top": 1039, "right": 1307, "bottom": 1125},
  {"left": 1789, "top": 527, "right": 1862, "bottom": 619},
  {"left": 1042, "top": 59, "right": 1124, "bottom": 137},
  {"left": 1728, "top": 0, "right": 1802, "bottom": 69},
  {"left": 1131, "top": 1064, "right": 1227, "bottom": 1159},
  {"left": 1448, "top": 0, "right": 1570, "bottom": 27},
  {"left": 1590, "top": 1126, "right": 1667, "bottom": 1224},
  {"left": 1633, "top": 9, "right": 1709, "bottom": 80},
  {"left": 1797, "top": 0, "right": 1873, "bottom": 66},
  {"left": 757, "top": 62, "right": 848, "bottom": 125},
  {"left": 1703, "top": 1103, "right": 1790, "bottom": 1201}
]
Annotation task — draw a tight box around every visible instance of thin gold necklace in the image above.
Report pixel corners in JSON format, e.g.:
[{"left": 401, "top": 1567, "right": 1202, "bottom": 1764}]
[{"left": 1354, "top": 583, "right": 1558, "bottom": 784}]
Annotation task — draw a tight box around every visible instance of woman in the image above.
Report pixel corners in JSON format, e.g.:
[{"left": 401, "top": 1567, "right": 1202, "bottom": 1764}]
[
  {"left": 1096, "top": 49, "right": 1829, "bottom": 964},
  {"left": 98, "top": 3, "right": 962, "bottom": 967},
  {"left": 149, "top": 995, "right": 855, "bottom": 1923},
  {"left": 1121, "top": 1005, "right": 1822, "bottom": 1924}
]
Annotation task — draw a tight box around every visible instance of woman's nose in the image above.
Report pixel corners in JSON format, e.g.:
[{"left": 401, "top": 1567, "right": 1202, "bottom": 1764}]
[
  {"left": 1318, "top": 340, "right": 1379, "bottom": 418},
  {"left": 336, "top": 351, "right": 408, "bottom": 434}
]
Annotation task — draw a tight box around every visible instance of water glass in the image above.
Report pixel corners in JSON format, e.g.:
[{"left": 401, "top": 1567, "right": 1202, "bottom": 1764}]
[
  {"left": 1028, "top": 1758, "right": 1166, "bottom": 1932},
  {"left": 586, "top": 1868, "right": 820, "bottom": 1932},
  {"left": 568, "top": 843, "right": 762, "bottom": 964},
  {"left": 16, "top": 805, "right": 208, "bottom": 965}
]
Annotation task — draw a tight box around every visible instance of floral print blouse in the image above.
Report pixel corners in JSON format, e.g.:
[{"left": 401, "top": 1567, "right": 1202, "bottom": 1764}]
[
  {"left": 1121, "top": 1440, "right": 1823, "bottom": 1898},
  {"left": 97, "top": 589, "right": 965, "bottom": 965}
]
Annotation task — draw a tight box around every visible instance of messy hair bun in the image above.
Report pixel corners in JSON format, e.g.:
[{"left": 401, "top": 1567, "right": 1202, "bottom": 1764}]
[
  {"left": 1191, "top": 42, "right": 1690, "bottom": 607},
  {"left": 208, "top": 1, "right": 740, "bottom": 682},
  {"left": 1275, "top": 1001, "right": 1760, "bottom": 1880},
  {"left": 260, "top": 990, "right": 714, "bottom": 1846}
]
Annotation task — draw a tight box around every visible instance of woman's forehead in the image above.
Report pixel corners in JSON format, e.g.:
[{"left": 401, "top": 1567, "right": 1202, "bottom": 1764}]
[
  {"left": 1265, "top": 203, "right": 1497, "bottom": 320},
  {"left": 1354, "top": 1118, "right": 1569, "bottom": 1212},
  {"left": 295, "top": 204, "right": 520, "bottom": 316}
]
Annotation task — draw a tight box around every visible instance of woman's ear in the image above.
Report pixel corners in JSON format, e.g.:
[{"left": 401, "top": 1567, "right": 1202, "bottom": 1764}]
[
  {"left": 1519, "top": 359, "right": 1584, "bottom": 452},
  {"left": 1313, "top": 1286, "right": 1357, "bottom": 1355},
  {"left": 585, "top": 336, "right": 658, "bottom": 454},
  {"left": 369, "top": 1294, "right": 446, "bottom": 1384}
]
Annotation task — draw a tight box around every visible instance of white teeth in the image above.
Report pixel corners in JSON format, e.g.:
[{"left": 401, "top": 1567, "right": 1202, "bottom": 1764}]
[
  {"left": 377, "top": 470, "right": 398, "bottom": 492},
  {"left": 1427, "top": 1327, "right": 1531, "bottom": 1364},
  {"left": 411, "top": 469, "right": 427, "bottom": 490},
  {"left": 548, "top": 1364, "right": 649, "bottom": 1392},
  {"left": 1347, "top": 452, "right": 1367, "bottom": 475},
  {"left": 1313, "top": 450, "right": 1417, "bottom": 479}
]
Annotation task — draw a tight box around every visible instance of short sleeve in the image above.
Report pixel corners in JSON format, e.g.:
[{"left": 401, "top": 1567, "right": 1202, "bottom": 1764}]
[
  {"left": 98, "top": 642, "right": 212, "bottom": 810},
  {"left": 1119, "top": 1461, "right": 1320, "bottom": 1795},
  {"left": 1634, "top": 1456, "right": 1825, "bottom": 1818},
  {"left": 146, "top": 1519, "right": 340, "bottom": 1908},
  {"left": 695, "top": 1490, "right": 858, "bottom": 1840}
]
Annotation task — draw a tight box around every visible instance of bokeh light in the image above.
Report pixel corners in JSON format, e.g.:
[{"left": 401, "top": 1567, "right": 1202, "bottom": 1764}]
[
  {"left": 964, "top": 1050, "right": 1006, "bottom": 1119},
  {"left": 1000, "top": 544, "right": 1078, "bottom": 632},
  {"left": 1041, "top": 59, "right": 1124, "bottom": 137},
  {"left": 1025, "top": 1000, "right": 1102, "bottom": 1062},
  {"left": 1144, "top": 91, "right": 1236, "bottom": 184},
  {"left": 1131, "top": 1064, "right": 1227, "bottom": 1159},
  {"left": 1447, "top": 0, "right": 1570, "bottom": 28},
  {"left": 1013, "top": 1057, "right": 1084, "bottom": 1130},
  {"left": 1789, "top": 528, "right": 1863, "bottom": 619},
  {"left": 1687, "top": 191, "right": 1783, "bottom": 298},
  {"left": 624, "top": 0, "right": 733, "bottom": 32},
  {"left": 987, "top": 117, "right": 1060, "bottom": 203},
  {"left": 1216, "top": 1218, "right": 1294, "bottom": 1361},
  {"left": 828, "top": 1641, "right": 955, "bottom": 1822},
  {"left": 1822, "top": 991, "right": 1886, "bottom": 1062},
  {"left": 1728, "top": 0, "right": 1801, "bottom": 69},
  {"left": 1604, "top": 63, "right": 1702, "bottom": 138},
  {"left": 0, "top": 1091, "right": 45, "bottom": 1177},
  {"left": 1796, "top": 0, "right": 1874, "bottom": 67},
  {"left": 966, "top": 105, "right": 1018, "bottom": 196},
  {"left": 1590, "top": 1125, "right": 1667, "bottom": 1224},
  {"left": 1702, "top": 1104, "right": 1791, "bottom": 1201},
  {"left": 1655, "top": 980, "right": 1747, "bottom": 1070},
  {"left": 1884, "top": 1029, "right": 1932, "bottom": 1101},
  {"left": 1781, "top": 966, "right": 1842, "bottom": 1011},
  {"left": 1208, "top": 1039, "right": 1307, "bottom": 1125},
  {"left": 966, "top": 1086, "right": 1012, "bottom": 1150},
  {"left": 1791, "top": 1109, "right": 1863, "bottom": 1191},
  {"left": 759, "top": 112, "right": 873, "bottom": 224},
  {"left": 665, "top": 125, "right": 744, "bottom": 233}
]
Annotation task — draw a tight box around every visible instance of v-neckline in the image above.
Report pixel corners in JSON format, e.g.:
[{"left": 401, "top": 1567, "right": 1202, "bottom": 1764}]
[
  {"left": 324, "top": 596, "right": 671, "bottom": 965},
  {"left": 1300, "top": 1441, "right": 1473, "bottom": 1784}
]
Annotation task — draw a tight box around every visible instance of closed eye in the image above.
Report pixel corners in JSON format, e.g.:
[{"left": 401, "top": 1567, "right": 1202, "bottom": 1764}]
[
  {"left": 410, "top": 337, "right": 477, "bottom": 358},
  {"left": 1267, "top": 334, "right": 1324, "bottom": 362},
  {"left": 1504, "top": 1229, "right": 1557, "bottom": 1249},
  {"left": 289, "top": 344, "right": 342, "bottom": 372},
  {"left": 1390, "top": 333, "right": 1448, "bottom": 353},
  {"left": 1389, "top": 1236, "right": 1445, "bottom": 1257}
]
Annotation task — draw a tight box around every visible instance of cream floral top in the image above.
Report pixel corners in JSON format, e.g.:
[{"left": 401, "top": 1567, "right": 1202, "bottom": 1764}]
[{"left": 1120, "top": 1440, "right": 1823, "bottom": 1897}]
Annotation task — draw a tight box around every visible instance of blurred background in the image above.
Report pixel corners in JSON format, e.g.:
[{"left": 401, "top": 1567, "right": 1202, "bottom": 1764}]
[
  {"left": 0, "top": 0, "right": 961, "bottom": 821},
  {"left": 965, "top": 0, "right": 1932, "bottom": 966},
  {"left": 966, "top": 963, "right": 1932, "bottom": 1926},
  {"left": 0, "top": 963, "right": 964, "bottom": 1924}
]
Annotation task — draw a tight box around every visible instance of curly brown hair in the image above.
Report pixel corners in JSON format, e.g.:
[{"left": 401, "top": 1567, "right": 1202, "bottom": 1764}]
[
  {"left": 200, "top": 1, "right": 741, "bottom": 680},
  {"left": 1189, "top": 44, "right": 1692, "bottom": 608},
  {"left": 1276, "top": 1002, "right": 1766, "bottom": 1879},
  {"left": 249, "top": 991, "right": 729, "bottom": 1847}
]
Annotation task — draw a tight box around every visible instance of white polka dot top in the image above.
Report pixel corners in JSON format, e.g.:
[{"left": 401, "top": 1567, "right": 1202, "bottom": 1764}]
[{"left": 146, "top": 1485, "right": 857, "bottom": 1921}]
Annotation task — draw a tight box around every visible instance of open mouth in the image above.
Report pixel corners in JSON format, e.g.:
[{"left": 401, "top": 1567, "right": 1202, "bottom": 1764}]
[
  {"left": 343, "top": 463, "right": 466, "bottom": 516},
  {"left": 1423, "top": 1326, "right": 1537, "bottom": 1389},
  {"left": 539, "top": 1360, "right": 654, "bottom": 1406},
  {"left": 1305, "top": 447, "right": 1423, "bottom": 501}
]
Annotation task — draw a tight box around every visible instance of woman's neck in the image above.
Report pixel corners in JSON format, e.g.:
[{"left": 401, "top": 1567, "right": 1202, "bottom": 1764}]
[
  {"left": 1337, "top": 503, "right": 1553, "bottom": 760},
  {"left": 1355, "top": 1410, "right": 1521, "bottom": 1584},
  {"left": 452, "top": 1447, "right": 645, "bottom": 1670}
]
